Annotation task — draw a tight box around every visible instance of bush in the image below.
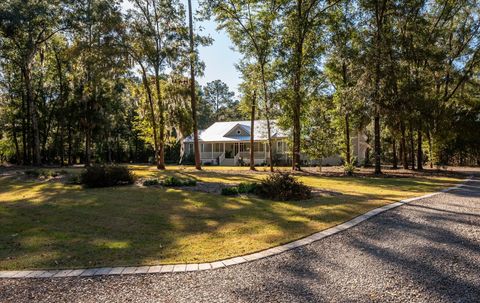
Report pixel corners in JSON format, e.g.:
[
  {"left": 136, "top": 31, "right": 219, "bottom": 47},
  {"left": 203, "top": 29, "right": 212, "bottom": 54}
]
[
  {"left": 182, "top": 178, "right": 197, "bottom": 186},
  {"left": 238, "top": 182, "right": 257, "bottom": 194},
  {"left": 221, "top": 186, "right": 239, "bottom": 196},
  {"left": 24, "top": 169, "right": 41, "bottom": 178},
  {"left": 255, "top": 172, "right": 311, "bottom": 201},
  {"left": 221, "top": 182, "right": 257, "bottom": 196},
  {"left": 25, "top": 169, "right": 67, "bottom": 178},
  {"left": 66, "top": 175, "right": 81, "bottom": 185},
  {"left": 161, "top": 176, "right": 196, "bottom": 187},
  {"left": 143, "top": 178, "right": 160, "bottom": 186},
  {"left": 80, "top": 165, "right": 135, "bottom": 188},
  {"left": 344, "top": 162, "right": 356, "bottom": 176}
]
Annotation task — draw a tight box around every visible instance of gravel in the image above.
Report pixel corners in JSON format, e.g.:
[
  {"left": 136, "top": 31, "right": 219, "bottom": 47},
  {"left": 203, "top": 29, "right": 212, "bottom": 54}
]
[{"left": 1, "top": 178, "right": 479, "bottom": 303}]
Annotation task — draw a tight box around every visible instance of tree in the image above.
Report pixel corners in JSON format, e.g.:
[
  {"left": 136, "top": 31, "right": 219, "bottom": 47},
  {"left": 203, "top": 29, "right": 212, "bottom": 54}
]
[
  {"left": 303, "top": 96, "right": 338, "bottom": 170},
  {"left": 206, "top": 0, "right": 281, "bottom": 172},
  {"left": 0, "top": 0, "right": 66, "bottom": 165},
  {"left": 325, "top": 0, "right": 361, "bottom": 165},
  {"left": 278, "top": 0, "right": 341, "bottom": 170},
  {"left": 187, "top": 0, "right": 202, "bottom": 170},
  {"left": 203, "top": 80, "right": 235, "bottom": 120},
  {"left": 126, "top": 0, "right": 186, "bottom": 169}
]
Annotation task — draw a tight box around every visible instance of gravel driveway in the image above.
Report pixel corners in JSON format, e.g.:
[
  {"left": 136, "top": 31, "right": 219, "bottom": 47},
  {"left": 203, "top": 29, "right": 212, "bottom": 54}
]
[{"left": 1, "top": 178, "right": 479, "bottom": 303}]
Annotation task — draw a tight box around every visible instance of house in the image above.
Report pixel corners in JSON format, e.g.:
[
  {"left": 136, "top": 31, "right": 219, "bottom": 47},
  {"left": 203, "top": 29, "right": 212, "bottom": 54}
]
[
  {"left": 183, "top": 120, "right": 288, "bottom": 166},
  {"left": 183, "top": 120, "right": 369, "bottom": 166}
]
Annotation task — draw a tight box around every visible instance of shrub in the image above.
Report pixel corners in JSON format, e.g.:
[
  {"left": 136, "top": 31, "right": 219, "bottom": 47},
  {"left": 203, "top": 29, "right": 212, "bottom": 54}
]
[
  {"left": 255, "top": 172, "right": 312, "bottom": 201},
  {"left": 182, "top": 178, "right": 197, "bottom": 186},
  {"left": 344, "top": 162, "right": 356, "bottom": 176},
  {"left": 80, "top": 165, "right": 135, "bottom": 188},
  {"left": 221, "top": 186, "right": 239, "bottom": 196},
  {"left": 24, "top": 169, "right": 67, "bottom": 178},
  {"left": 161, "top": 176, "right": 196, "bottom": 187},
  {"left": 238, "top": 182, "right": 257, "bottom": 194},
  {"left": 24, "top": 169, "right": 41, "bottom": 178},
  {"left": 143, "top": 178, "right": 160, "bottom": 186},
  {"left": 66, "top": 175, "right": 81, "bottom": 185},
  {"left": 221, "top": 182, "right": 257, "bottom": 196}
]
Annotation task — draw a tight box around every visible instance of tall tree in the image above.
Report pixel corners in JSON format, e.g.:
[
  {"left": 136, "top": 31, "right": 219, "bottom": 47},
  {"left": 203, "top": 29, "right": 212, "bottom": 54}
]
[
  {"left": 0, "top": 0, "right": 66, "bottom": 165},
  {"left": 203, "top": 79, "right": 236, "bottom": 120},
  {"left": 127, "top": 0, "right": 186, "bottom": 169},
  {"left": 279, "top": 0, "right": 340, "bottom": 170},
  {"left": 187, "top": 0, "right": 202, "bottom": 170},
  {"left": 325, "top": 0, "right": 361, "bottom": 165},
  {"left": 207, "top": 0, "right": 280, "bottom": 172}
]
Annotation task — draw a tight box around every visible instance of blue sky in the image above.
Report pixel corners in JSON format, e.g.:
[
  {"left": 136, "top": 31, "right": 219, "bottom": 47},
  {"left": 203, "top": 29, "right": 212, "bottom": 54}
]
[{"left": 121, "top": 0, "right": 241, "bottom": 96}]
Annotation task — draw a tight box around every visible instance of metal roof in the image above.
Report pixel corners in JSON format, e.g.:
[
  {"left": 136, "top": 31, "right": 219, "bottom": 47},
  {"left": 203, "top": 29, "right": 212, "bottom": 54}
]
[{"left": 184, "top": 120, "right": 288, "bottom": 143}]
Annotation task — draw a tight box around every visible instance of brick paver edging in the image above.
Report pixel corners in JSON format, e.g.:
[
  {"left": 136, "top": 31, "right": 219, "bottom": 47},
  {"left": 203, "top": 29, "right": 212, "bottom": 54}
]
[{"left": 0, "top": 177, "right": 473, "bottom": 279}]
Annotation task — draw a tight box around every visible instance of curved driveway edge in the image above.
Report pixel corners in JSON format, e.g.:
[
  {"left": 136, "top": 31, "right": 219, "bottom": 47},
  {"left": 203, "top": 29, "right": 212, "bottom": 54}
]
[{"left": 0, "top": 177, "right": 472, "bottom": 279}]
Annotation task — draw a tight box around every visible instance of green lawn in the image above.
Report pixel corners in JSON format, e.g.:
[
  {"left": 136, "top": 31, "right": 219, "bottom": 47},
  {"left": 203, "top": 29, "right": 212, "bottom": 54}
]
[{"left": 0, "top": 165, "right": 461, "bottom": 270}]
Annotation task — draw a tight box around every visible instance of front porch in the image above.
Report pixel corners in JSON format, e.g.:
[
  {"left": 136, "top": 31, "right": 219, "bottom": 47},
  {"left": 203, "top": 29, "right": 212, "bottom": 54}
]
[{"left": 187, "top": 141, "right": 288, "bottom": 166}]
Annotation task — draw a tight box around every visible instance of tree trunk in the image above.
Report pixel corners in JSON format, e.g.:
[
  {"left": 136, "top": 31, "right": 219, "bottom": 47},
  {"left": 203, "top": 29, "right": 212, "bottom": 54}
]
[
  {"left": 417, "top": 129, "right": 423, "bottom": 170},
  {"left": 364, "top": 147, "right": 370, "bottom": 167},
  {"left": 373, "top": 1, "right": 384, "bottom": 175},
  {"left": 85, "top": 128, "right": 91, "bottom": 166},
  {"left": 260, "top": 64, "right": 274, "bottom": 172},
  {"left": 21, "top": 96, "right": 28, "bottom": 164},
  {"left": 427, "top": 130, "right": 433, "bottom": 168},
  {"left": 22, "top": 65, "right": 41, "bottom": 165},
  {"left": 140, "top": 67, "right": 159, "bottom": 167},
  {"left": 59, "top": 127, "right": 65, "bottom": 166},
  {"left": 292, "top": 2, "right": 303, "bottom": 171},
  {"left": 392, "top": 138, "right": 398, "bottom": 169},
  {"left": 249, "top": 91, "right": 256, "bottom": 171},
  {"left": 409, "top": 122, "right": 415, "bottom": 170},
  {"left": 374, "top": 107, "right": 382, "bottom": 175},
  {"left": 188, "top": 0, "right": 201, "bottom": 170},
  {"left": 154, "top": 71, "right": 165, "bottom": 170},
  {"left": 107, "top": 134, "right": 112, "bottom": 163},
  {"left": 54, "top": 48, "right": 67, "bottom": 166},
  {"left": 400, "top": 121, "right": 408, "bottom": 169},
  {"left": 67, "top": 123, "right": 73, "bottom": 165},
  {"left": 12, "top": 120, "right": 21, "bottom": 165},
  {"left": 345, "top": 113, "right": 351, "bottom": 165}
]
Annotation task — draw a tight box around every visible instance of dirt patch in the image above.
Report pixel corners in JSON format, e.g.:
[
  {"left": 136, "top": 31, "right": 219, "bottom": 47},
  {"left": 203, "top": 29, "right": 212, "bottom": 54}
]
[
  {"left": 311, "top": 188, "right": 343, "bottom": 197},
  {"left": 179, "top": 181, "right": 233, "bottom": 194}
]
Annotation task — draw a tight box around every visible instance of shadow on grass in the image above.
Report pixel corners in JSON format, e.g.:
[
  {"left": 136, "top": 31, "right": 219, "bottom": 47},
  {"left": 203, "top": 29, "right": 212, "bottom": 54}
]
[
  {"left": 233, "top": 183, "right": 480, "bottom": 302},
  {"left": 0, "top": 173, "right": 464, "bottom": 271}
]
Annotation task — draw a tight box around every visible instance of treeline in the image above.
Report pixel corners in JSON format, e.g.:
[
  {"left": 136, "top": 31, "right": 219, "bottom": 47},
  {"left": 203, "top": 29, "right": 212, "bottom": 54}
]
[
  {"left": 0, "top": 0, "right": 479, "bottom": 171},
  {"left": 0, "top": 0, "right": 244, "bottom": 166}
]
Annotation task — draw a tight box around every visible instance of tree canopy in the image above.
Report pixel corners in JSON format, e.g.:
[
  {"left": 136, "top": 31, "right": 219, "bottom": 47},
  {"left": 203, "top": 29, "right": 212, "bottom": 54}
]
[{"left": 0, "top": 0, "right": 478, "bottom": 168}]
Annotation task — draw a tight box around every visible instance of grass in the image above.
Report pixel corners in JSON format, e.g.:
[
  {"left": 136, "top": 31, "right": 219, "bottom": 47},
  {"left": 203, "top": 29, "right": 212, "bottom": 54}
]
[{"left": 0, "top": 165, "right": 462, "bottom": 270}]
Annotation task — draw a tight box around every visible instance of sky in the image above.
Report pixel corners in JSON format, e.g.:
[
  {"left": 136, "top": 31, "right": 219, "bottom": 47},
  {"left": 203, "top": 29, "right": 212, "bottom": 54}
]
[{"left": 121, "top": 0, "right": 242, "bottom": 96}]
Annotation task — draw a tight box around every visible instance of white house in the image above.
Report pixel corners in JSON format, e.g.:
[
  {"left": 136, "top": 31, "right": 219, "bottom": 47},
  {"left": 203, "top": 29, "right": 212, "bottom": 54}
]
[
  {"left": 183, "top": 120, "right": 369, "bottom": 166},
  {"left": 183, "top": 120, "right": 288, "bottom": 166}
]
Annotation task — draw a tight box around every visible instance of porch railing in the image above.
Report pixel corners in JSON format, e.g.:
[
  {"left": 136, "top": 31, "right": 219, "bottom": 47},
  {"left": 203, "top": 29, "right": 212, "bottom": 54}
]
[
  {"left": 238, "top": 151, "right": 269, "bottom": 159},
  {"left": 200, "top": 152, "right": 223, "bottom": 160},
  {"left": 218, "top": 152, "right": 225, "bottom": 165}
]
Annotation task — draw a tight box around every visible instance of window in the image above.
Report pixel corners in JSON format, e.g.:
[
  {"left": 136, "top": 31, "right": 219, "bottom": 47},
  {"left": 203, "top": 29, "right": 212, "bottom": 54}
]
[
  {"left": 213, "top": 143, "right": 223, "bottom": 152},
  {"left": 236, "top": 130, "right": 241, "bottom": 135}
]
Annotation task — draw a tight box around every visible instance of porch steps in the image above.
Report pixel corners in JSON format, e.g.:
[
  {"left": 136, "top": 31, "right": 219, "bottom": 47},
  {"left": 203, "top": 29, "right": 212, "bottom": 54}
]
[{"left": 221, "top": 158, "right": 235, "bottom": 166}]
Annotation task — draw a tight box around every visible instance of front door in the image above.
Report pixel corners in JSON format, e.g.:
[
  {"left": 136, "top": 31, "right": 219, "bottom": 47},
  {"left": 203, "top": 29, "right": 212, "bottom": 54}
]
[{"left": 225, "top": 143, "right": 235, "bottom": 158}]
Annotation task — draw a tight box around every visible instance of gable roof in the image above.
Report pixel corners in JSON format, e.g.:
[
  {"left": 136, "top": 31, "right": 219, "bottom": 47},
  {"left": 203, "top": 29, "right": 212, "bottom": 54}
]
[{"left": 184, "top": 120, "right": 288, "bottom": 143}]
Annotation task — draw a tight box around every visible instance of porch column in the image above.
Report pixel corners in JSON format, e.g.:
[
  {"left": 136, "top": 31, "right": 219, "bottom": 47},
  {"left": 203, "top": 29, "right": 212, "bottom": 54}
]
[
  {"left": 211, "top": 143, "right": 213, "bottom": 160},
  {"left": 223, "top": 142, "right": 225, "bottom": 153},
  {"left": 264, "top": 142, "right": 267, "bottom": 161}
]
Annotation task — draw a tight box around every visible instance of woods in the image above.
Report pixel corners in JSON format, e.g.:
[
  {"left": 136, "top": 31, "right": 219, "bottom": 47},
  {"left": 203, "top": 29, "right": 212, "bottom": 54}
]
[{"left": 0, "top": 0, "right": 479, "bottom": 170}]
